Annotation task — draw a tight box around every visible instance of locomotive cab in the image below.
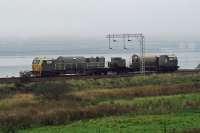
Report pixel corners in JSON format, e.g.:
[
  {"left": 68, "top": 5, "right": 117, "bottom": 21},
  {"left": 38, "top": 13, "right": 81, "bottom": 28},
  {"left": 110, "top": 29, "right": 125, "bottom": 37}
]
[
  {"left": 32, "top": 57, "right": 42, "bottom": 77},
  {"left": 32, "top": 57, "right": 54, "bottom": 77},
  {"left": 158, "top": 55, "right": 178, "bottom": 71}
]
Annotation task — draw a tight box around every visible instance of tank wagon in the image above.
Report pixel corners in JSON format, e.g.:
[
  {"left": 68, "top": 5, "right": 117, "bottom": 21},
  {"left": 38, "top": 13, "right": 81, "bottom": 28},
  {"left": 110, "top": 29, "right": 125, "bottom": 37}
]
[{"left": 31, "top": 54, "right": 178, "bottom": 77}]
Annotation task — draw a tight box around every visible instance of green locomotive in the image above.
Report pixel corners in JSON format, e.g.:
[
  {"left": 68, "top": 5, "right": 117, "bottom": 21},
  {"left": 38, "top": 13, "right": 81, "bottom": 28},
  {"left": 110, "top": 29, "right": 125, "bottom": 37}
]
[
  {"left": 131, "top": 54, "right": 178, "bottom": 71},
  {"left": 32, "top": 56, "right": 106, "bottom": 77}
]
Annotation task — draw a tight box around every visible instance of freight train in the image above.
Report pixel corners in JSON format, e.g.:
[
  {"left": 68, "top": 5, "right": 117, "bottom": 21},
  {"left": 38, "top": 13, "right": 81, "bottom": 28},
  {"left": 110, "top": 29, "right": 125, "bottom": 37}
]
[{"left": 29, "top": 54, "right": 178, "bottom": 77}]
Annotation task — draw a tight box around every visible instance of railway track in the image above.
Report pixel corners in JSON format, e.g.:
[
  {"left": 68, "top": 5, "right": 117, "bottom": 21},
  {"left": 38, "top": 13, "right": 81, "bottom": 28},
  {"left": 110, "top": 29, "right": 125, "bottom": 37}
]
[{"left": 0, "top": 69, "right": 200, "bottom": 84}]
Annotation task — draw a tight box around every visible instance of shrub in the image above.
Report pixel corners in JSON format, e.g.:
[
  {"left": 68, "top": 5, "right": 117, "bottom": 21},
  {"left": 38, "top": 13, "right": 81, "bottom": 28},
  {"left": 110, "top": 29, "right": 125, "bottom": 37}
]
[{"left": 32, "top": 82, "right": 72, "bottom": 100}]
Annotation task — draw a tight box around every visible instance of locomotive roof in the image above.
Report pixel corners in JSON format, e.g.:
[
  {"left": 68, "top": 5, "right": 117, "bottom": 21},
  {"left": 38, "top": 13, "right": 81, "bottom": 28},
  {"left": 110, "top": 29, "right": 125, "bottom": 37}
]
[
  {"left": 57, "top": 56, "right": 85, "bottom": 60},
  {"left": 33, "top": 57, "right": 53, "bottom": 60},
  {"left": 56, "top": 56, "right": 105, "bottom": 60},
  {"left": 167, "top": 54, "right": 177, "bottom": 58}
]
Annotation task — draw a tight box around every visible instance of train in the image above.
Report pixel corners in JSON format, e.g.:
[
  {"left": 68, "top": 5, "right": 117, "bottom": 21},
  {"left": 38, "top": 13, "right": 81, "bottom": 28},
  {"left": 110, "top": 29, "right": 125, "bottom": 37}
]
[{"left": 28, "top": 54, "right": 178, "bottom": 77}]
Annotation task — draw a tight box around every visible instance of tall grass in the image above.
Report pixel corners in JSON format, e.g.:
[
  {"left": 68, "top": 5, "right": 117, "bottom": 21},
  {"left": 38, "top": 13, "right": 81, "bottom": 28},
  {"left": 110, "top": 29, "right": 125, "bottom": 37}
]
[
  {"left": 0, "top": 73, "right": 200, "bottom": 132},
  {"left": 0, "top": 73, "right": 200, "bottom": 96},
  {"left": 0, "top": 93, "right": 200, "bottom": 131},
  {"left": 66, "top": 74, "right": 200, "bottom": 90},
  {"left": 69, "top": 83, "right": 200, "bottom": 101}
]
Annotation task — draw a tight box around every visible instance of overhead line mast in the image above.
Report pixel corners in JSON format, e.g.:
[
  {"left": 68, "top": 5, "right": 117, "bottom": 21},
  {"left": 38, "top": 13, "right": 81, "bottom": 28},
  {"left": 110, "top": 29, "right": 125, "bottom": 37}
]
[{"left": 106, "top": 33, "right": 145, "bottom": 74}]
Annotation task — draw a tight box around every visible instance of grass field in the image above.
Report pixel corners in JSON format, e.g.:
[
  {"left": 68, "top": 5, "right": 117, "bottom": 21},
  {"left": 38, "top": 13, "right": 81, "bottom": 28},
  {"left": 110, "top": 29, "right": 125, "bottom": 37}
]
[
  {"left": 0, "top": 73, "right": 200, "bottom": 133},
  {"left": 19, "top": 111, "right": 200, "bottom": 133}
]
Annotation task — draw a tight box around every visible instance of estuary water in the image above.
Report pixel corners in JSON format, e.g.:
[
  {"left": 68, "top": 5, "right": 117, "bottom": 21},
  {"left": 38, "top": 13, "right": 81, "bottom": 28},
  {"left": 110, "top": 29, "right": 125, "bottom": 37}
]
[{"left": 0, "top": 39, "right": 200, "bottom": 77}]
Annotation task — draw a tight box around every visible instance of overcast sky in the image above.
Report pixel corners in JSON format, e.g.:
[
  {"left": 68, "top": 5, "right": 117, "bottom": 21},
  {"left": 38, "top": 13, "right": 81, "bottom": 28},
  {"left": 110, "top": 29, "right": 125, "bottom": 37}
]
[{"left": 0, "top": 0, "right": 199, "bottom": 40}]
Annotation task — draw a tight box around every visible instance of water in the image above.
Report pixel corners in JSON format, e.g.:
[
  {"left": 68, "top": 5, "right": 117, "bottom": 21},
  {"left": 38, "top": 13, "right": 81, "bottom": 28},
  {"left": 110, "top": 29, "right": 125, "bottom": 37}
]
[{"left": 0, "top": 39, "right": 200, "bottom": 77}]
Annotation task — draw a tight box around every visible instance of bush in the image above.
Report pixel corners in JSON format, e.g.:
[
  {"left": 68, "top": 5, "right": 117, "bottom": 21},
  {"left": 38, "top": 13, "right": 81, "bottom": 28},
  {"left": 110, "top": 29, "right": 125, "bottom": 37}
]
[{"left": 32, "top": 82, "right": 72, "bottom": 100}]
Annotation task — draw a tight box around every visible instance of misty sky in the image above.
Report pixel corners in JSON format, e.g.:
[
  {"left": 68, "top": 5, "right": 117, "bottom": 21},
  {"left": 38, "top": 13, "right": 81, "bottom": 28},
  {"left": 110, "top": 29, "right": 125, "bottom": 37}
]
[{"left": 0, "top": 0, "right": 200, "bottom": 40}]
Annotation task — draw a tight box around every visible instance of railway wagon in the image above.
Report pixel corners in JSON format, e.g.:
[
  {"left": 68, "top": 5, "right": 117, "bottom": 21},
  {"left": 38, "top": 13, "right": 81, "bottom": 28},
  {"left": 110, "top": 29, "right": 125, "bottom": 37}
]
[
  {"left": 131, "top": 55, "right": 158, "bottom": 71},
  {"left": 108, "top": 57, "right": 128, "bottom": 73},
  {"left": 108, "top": 57, "right": 126, "bottom": 68}
]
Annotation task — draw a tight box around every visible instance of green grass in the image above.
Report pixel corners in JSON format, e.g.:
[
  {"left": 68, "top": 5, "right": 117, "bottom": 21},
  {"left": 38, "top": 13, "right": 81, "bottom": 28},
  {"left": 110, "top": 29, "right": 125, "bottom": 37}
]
[
  {"left": 0, "top": 83, "right": 15, "bottom": 89},
  {"left": 1, "top": 73, "right": 200, "bottom": 93},
  {"left": 66, "top": 74, "right": 200, "bottom": 90},
  {"left": 8, "top": 93, "right": 200, "bottom": 133},
  {"left": 98, "top": 93, "right": 200, "bottom": 114},
  {"left": 1, "top": 73, "right": 200, "bottom": 132},
  {"left": 18, "top": 111, "right": 200, "bottom": 133}
]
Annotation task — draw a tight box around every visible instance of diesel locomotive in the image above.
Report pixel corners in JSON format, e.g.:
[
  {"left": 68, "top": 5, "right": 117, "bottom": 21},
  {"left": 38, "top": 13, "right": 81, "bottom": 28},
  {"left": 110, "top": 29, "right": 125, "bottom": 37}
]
[{"left": 30, "top": 54, "right": 178, "bottom": 77}]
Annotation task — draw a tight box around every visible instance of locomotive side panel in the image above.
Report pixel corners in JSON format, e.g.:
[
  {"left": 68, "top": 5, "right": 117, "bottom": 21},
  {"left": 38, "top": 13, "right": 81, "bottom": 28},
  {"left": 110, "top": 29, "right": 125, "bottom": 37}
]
[
  {"left": 53, "top": 56, "right": 106, "bottom": 75},
  {"left": 55, "top": 56, "right": 86, "bottom": 74},
  {"left": 158, "top": 55, "right": 178, "bottom": 71}
]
